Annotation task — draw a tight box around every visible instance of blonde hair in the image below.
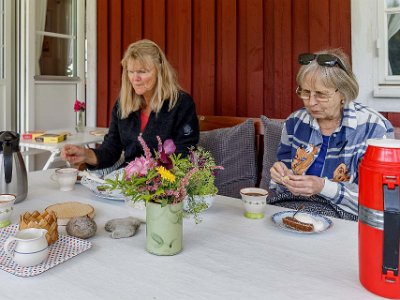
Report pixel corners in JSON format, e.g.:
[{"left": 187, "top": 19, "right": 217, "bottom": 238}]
[
  {"left": 119, "top": 39, "right": 180, "bottom": 118},
  {"left": 296, "top": 48, "right": 359, "bottom": 102}
]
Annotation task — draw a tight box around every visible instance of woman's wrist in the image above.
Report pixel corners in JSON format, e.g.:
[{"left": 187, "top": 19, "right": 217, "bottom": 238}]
[{"left": 84, "top": 148, "right": 98, "bottom": 166}]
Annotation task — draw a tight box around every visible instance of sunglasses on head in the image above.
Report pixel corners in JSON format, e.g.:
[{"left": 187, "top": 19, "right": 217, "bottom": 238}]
[{"left": 298, "top": 53, "right": 350, "bottom": 76}]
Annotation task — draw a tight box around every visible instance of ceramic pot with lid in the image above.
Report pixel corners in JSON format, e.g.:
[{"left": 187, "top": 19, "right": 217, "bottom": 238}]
[{"left": 0, "top": 131, "right": 28, "bottom": 203}]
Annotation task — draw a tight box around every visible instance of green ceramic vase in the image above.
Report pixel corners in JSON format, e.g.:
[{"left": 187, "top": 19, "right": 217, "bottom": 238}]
[{"left": 146, "top": 201, "right": 183, "bottom": 256}]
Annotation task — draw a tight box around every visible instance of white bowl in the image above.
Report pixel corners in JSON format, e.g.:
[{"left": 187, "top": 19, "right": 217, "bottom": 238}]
[
  {"left": 183, "top": 195, "right": 215, "bottom": 211},
  {"left": 240, "top": 188, "right": 268, "bottom": 219}
]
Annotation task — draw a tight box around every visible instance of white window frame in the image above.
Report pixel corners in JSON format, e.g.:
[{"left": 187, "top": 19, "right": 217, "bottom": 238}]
[
  {"left": 375, "top": 0, "right": 400, "bottom": 97},
  {"left": 0, "top": 0, "right": 14, "bottom": 131},
  {"left": 0, "top": 0, "right": 4, "bottom": 80},
  {"left": 35, "top": 0, "right": 78, "bottom": 78},
  {"left": 352, "top": 0, "right": 400, "bottom": 112}
]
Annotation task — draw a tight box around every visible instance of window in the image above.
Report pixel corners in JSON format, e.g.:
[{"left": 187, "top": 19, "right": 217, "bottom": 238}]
[
  {"left": 373, "top": 0, "right": 400, "bottom": 98},
  {"left": 36, "top": 0, "right": 77, "bottom": 77},
  {"left": 0, "top": 0, "right": 4, "bottom": 79}
]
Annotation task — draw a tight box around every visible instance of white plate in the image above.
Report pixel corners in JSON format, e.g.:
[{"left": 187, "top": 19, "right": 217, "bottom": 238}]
[
  {"left": 80, "top": 169, "right": 128, "bottom": 201},
  {"left": 271, "top": 211, "right": 333, "bottom": 234}
]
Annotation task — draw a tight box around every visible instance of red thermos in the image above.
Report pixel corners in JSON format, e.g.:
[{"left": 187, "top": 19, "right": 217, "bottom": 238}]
[{"left": 359, "top": 138, "right": 400, "bottom": 298}]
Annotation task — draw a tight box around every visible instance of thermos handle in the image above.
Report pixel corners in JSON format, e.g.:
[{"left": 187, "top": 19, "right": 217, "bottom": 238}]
[
  {"left": 3, "top": 141, "right": 13, "bottom": 184},
  {"left": 382, "top": 184, "right": 400, "bottom": 277}
]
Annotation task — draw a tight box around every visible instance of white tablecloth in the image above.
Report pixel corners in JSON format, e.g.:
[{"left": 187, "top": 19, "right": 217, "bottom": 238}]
[{"left": 0, "top": 170, "right": 381, "bottom": 300}]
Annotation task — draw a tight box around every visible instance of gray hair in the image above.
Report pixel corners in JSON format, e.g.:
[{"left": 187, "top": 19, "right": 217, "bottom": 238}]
[{"left": 296, "top": 48, "right": 359, "bottom": 101}]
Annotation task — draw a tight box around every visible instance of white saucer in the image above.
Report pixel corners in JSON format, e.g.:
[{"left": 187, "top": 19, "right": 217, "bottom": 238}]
[{"left": 271, "top": 211, "right": 333, "bottom": 234}]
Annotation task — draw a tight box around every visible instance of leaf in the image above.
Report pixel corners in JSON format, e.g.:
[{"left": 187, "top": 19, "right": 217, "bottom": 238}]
[{"left": 151, "top": 233, "right": 164, "bottom": 248}]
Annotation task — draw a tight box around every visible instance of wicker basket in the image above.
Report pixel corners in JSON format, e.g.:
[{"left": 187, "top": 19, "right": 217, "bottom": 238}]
[{"left": 19, "top": 210, "right": 58, "bottom": 245}]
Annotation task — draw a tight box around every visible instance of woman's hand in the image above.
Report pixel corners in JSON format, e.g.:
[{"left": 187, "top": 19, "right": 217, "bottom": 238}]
[
  {"left": 270, "top": 162, "right": 292, "bottom": 185},
  {"left": 61, "top": 145, "right": 98, "bottom": 166},
  {"left": 281, "top": 174, "right": 325, "bottom": 197}
]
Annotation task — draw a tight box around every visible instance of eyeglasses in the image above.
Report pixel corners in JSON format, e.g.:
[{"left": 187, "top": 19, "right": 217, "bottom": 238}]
[
  {"left": 298, "top": 53, "right": 350, "bottom": 76},
  {"left": 296, "top": 86, "right": 338, "bottom": 103}
]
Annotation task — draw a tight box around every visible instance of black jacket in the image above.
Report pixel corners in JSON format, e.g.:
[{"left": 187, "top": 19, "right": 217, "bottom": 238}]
[{"left": 92, "top": 91, "right": 199, "bottom": 169}]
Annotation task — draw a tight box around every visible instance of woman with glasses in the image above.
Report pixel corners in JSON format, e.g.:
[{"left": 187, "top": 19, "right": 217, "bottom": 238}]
[
  {"left": 269, "top": 48, "right": 394, "bottom": 220},
  {"left": 61, "top": 39, "right": 199, "bottom": 171}
]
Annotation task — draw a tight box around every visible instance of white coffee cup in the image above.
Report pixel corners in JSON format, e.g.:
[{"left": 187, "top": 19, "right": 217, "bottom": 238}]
[
  {"left": 51, "top": 168, "right": 78, "bottom": 191},
  {"left": 0, "top": 194, "right": 16, "bottom": 228},
  {"left": 240, "top": 187, "right": 268, "bottom": 219}
]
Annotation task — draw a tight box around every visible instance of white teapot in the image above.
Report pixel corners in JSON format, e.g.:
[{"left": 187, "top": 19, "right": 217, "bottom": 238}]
[{"left": 4, "top": 228, "right": 49, "bottom": 267}]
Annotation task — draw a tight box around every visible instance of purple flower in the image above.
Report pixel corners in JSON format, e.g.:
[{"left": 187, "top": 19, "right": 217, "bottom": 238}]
[{"left": 157, "top": 137, "right": 176, "bottom": 169}]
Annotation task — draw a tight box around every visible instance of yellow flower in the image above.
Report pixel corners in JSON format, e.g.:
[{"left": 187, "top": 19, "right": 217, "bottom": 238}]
[{"left": 156, "top": 166, "right": 175, "bottom": 183}]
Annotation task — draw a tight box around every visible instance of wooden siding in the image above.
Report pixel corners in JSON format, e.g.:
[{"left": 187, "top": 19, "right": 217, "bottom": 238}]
[{"left": 97, "top": 0, "right": 355, "bottom": 127}]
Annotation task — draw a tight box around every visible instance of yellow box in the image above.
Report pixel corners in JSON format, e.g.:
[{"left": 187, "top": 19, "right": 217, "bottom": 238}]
[{"left": 35, "top": 133, "right": 67, "bottom": 143}]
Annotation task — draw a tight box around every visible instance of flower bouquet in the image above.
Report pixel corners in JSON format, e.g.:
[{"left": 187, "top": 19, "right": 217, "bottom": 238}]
[
  {"left": 182, "top": 147, "right": 224, "bottom": 216},
  {"left": 106, "top": 135, "right": 216, "bottom": 255}
]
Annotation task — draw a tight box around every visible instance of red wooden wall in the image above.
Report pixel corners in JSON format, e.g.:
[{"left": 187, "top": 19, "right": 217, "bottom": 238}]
[{"left": 96, "top": 0, "right": 353, "bottom": 127}]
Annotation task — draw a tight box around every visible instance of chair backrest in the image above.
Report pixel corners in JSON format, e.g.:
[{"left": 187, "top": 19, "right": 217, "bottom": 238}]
[{"left": 198, "top": 115, "right": 264, "bottom": 185}]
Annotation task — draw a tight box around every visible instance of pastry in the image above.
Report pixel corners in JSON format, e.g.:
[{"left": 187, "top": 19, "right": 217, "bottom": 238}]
[{"left": 282, "top": 216, "right": 314, "bottom": 232}]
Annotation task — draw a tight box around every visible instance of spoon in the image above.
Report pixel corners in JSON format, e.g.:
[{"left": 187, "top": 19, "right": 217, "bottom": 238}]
[{"left": 293, "top": 204, "right": 305, "bottom": 218}]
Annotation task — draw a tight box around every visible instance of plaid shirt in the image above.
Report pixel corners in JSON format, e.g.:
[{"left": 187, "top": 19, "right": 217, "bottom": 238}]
[{"left": 275, "top": 101, "right": 394, "bottom": 215}]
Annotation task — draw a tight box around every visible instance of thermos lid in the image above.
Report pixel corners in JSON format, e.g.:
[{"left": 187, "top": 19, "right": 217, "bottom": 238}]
[{"left": 367, "top": 138, "right": 400, "bottom": 148}]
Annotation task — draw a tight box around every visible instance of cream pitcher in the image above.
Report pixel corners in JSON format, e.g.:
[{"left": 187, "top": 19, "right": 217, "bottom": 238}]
[{"left": 3, "top": 228, "right": 49, "bottom": 267}]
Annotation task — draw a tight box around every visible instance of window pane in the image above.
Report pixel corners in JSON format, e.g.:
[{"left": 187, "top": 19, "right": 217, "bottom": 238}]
[
  {"left": 388, "top": 13, "right": 400, "bottom": 75},
  {"left": 0, "top": 0, "right": 4, "bottom": 79},
  {"left": 387, "top": 0, "right": 400, "bottom": 9},
  {"left": 36, "top": 0, "right": 76, "bottom": 76},
  {"left": 38, "top": 36, "right": 75, "bottom": 76},
  {"left": 37, "top": 0, "right": 74, "bottom": 35}
]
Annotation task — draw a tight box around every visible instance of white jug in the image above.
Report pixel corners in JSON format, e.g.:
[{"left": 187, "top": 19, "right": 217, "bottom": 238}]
[{"left": 4, "top": 228, "right": 49, "bottom": 267}]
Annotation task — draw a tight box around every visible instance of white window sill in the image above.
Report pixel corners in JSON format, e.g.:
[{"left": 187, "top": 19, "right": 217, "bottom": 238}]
[{"left": 373, "top": 86, "right": 400, "bottom": 98}]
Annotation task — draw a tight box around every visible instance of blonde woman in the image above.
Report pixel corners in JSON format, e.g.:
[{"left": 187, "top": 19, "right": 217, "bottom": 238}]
[{"left": 62, "top": 39, "right": 199, "bottom": 169}]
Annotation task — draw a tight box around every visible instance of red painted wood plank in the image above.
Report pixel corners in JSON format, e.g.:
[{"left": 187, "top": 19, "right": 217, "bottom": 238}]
[
  {"left": 143, "top": 0, "right": 165, "bottom": 49},
  {"left": 292, "top": 0, "right": 310, "bottom": 113},
  {"left": 108, "top": 0, "right": 122, "bottom": 124},
  {"left": 193, "top": 0, "right": 216, "bottom": 115},
  {"left": 330, "top": 0, "right": 351, "bottom": 55},
  {"left": 166, "top": 0, "right": 192, "bottom": 94},
  {"left": 244, "top": 0, "right": 264, "bottom": 117},
  {"left": 264, "top": 0, "right": 275, "bottom": 117},
  {"left": 309, "top": 0, "right": 330, "bottom": 51},
  {"left": 96, "top": 0, "right": 109, "bottom": 127},
  {"left": 272, "top": 0, "right": 293, "bottom": 118},
  {"left": 216, "top": 0, "right": 237, "bottom": 116},
  {"left": 122, "top": 0, "right": 143, "bottom": 49}
]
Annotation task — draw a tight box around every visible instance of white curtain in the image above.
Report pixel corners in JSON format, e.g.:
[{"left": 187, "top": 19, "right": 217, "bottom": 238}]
[
  {"left": 387, "top": 13, "right": 400, "bottom": 75},
  {"left": 35, "top": 0, "right": 48, "bottom": 75}
]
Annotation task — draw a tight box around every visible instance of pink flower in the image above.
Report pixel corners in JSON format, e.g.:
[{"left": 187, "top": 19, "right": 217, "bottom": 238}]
[
  {"left": 125, "top": 156, "right": 153, "bottom": 179},
  {"left": 74, "top": 100, "right": 86, "bottom": 112}
]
